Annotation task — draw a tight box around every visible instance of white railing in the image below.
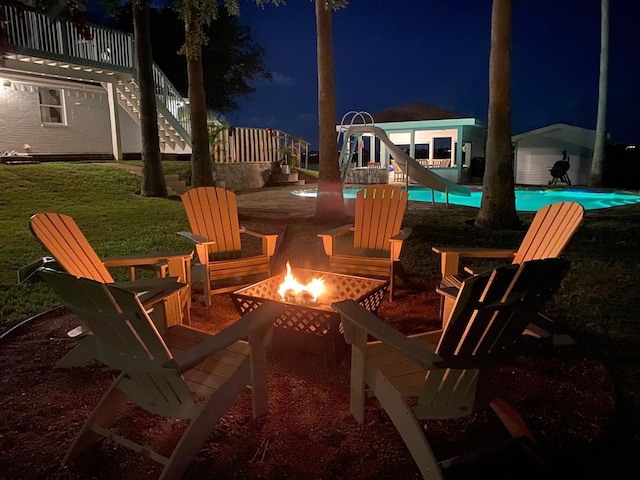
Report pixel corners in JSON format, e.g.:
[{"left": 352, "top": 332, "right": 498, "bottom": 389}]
[{"left": 2, "top": 3, "right": 134, "bottom": 71}]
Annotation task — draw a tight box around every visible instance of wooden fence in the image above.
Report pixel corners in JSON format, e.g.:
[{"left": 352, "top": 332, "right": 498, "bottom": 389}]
[{"left": 210, "top": 127, "right": 309, "bottom": 166}]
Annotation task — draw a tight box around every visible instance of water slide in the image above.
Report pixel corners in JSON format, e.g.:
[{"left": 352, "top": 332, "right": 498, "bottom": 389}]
[{"left": 340, "top": 125, "right": 471, "bottom": 197}]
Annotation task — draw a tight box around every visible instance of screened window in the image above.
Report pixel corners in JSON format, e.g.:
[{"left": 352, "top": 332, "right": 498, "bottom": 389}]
[{"left": 38, "top": 87, "right": 65, "bottom": 124}]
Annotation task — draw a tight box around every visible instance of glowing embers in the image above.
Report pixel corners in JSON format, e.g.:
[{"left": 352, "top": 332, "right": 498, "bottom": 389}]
[{"left": 278, "top": 262, "right": 326, "bottom": 305}]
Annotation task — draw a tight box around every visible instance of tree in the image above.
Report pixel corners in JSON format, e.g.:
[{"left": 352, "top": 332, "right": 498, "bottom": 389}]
[
  {"left": 474, "top": 0, "right": 519, "bottom": 229},
  {"left": 590, "top": 0, "right": 609, "bottom": 187},
  {"left": 113, "top": 5, "right": 271, "bottom": 113},
  {"left": 314, "top": 0, "right": 347, "bottom": 221},
  {"left": 132, "top": 0, "right": 167, "bottom": 197}
]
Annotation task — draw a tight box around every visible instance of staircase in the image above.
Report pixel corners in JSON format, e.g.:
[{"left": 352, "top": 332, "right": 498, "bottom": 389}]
[
  {"left": 163, "top": 174, "right": 190, "bottom": 194},
  {"left": 116, "top": 75, "right": 190, "bottom": 153}
]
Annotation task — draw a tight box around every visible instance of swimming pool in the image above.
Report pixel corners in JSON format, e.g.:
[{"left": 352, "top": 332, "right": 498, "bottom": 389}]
[{"left": 291, "top": 186, "right": 640, "bottom": 211}]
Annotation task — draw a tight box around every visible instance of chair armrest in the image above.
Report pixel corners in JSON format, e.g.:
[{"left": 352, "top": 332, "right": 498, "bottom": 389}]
[
  {"left": 178, "top": 232, "right": 216, "bottom": 264},
  {"left": 332, "top": 299, "right": 442, "bottom": 369},
  {"left": 103, "top": 252, "right": 193, "bottom": 280},
  {"left": 317, "top": 224, "right": 354, "bottom": 256},
  {"left": 389, "top": 227, "right": 412, "bottom": 261},
  {"left": 163, "top": 301, "right": 286, "bottom": 373},
  {"left": 431, "top": 246, "right": 516, "bottom": 278},
  {"left": 177, "top": 231, "right": 213, "bottom": 244},
  {"left": 112, "top": 277, "right": 186, "bottom": 306},
  {"left": 241, "top": 228, "right": 279, "bottom": 257}
]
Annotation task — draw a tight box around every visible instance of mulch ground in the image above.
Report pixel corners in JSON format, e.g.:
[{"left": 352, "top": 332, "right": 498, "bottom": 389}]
[
  {"left": 0, "top": 199, "right": 621, "bottom": 479},
  {"left": 0, "top": 276, "right": 617, "bottom": 480}
]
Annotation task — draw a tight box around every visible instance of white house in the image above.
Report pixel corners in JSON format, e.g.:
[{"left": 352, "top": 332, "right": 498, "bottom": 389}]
[
  {"left": 512, "top": 123, "right": 596, "bottom": 186},
  {"left": 0, "top": 2, "right": 191, "bottom": 160}
]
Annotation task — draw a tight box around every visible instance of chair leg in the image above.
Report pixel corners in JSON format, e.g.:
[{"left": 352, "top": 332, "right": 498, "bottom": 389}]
[
  {"left": 159, "top": 364, "right": 251, "bottom": 480},
  {"left": 372, "top": 371, "right": 444, "bottom": 480},
  {"left": 63, "top": 375, "right": 129, "bottom": 464},
  {"left": 54, "top": 335, "right": 96, "bottom": 369},
  {"left": 489, "top": 397, "right": 534, "bottom": 442}
]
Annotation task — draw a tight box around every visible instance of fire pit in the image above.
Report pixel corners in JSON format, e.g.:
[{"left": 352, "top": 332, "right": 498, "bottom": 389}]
[{"left": 231, "top": 267, "right": 388, "bottom": 351}]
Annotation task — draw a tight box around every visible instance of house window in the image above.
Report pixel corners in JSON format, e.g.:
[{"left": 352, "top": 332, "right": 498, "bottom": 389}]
[{"left": 38, "top": 87, "right": 65, "bottom": 124}]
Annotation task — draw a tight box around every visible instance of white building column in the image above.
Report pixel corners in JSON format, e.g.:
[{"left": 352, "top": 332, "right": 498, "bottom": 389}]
[{"left": 105, "top": 81, "right": 123, "bottom": 161}]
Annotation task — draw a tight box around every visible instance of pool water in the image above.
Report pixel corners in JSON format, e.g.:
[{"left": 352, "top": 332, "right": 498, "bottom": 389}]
[{"left": 291, "top": 187, "right": 640, "bottom": 212}]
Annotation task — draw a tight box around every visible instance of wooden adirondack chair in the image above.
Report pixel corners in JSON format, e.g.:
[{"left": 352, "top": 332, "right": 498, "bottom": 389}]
[
  {"left": 432, "top": 201, "right": 584, "bottom": 325},
  {"left": 39, "top": 268, "right": 285, "bottom": 480},
  {"left": 332, "top": 258, "right": 570, "bottom": 479},
  {"left": 318, "top": 185, "right": 412, "bottom": 301},
  {"left": 30, "top": 212, "right": 193, "bottom": 367},
  {"left": 179, "top": 187, "right": 278, "bottom": 306}
]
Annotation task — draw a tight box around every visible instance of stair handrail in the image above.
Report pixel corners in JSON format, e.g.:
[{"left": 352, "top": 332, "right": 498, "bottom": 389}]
[{"left": 151, "top": 63, "right": 191, "bottom": 139}]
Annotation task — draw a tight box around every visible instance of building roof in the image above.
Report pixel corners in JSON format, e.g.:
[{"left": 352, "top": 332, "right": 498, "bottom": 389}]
[
  {"left": 371, "top": 103, "right": 468, "bottom": 123},
  {"left": 512, "top": 123, "right": 596, "bottom": 147}
]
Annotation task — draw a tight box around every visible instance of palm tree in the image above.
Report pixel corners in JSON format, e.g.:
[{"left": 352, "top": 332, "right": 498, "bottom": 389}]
[
  {"left": 132, "top": 0, "right": 167, "bottom": 197},
  {"left": 590, "top": 0, "right": 609, "bottom": 187},
  {"left": 475, "top": 0, "right": 519, "bottom": 229},
  {"left": 314, "top": 0, "right": 346, "bottom": 221}
]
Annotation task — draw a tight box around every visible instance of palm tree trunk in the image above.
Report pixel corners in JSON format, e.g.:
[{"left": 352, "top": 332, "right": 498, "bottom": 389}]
[
  {"left": 475, "top": 0, "right": 519, "bottom": 229},
  {"left": 590, "top": 0, "right": 609, "bottom": 187},
  {"left": 133, "top": 0, "right": 167, "bottom": 197},
  {"left": 187, "top": 7, "right": 215, "bottom": 187},
  {"left": 314, "top": 0, "right": 345, "bottom": 221}
]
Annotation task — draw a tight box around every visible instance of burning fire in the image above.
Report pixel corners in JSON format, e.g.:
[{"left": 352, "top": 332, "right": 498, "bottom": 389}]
[{"left": 278, "top": 262, "right": 325, "bottom": 304}]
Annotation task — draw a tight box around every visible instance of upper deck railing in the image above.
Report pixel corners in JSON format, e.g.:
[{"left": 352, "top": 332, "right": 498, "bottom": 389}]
[{"left": 1, "top": 2, "right": 190, "bottom": 138}]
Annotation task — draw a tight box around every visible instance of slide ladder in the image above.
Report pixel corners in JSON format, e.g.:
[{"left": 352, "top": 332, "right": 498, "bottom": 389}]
[{"left": 337, "top": 111, "right": 375, "bottom": 179}]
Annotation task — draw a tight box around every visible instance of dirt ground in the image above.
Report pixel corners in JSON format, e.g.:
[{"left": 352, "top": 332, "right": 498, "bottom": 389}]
[{"left": 0, "top": 187, "right": 618, "bottom": 480}]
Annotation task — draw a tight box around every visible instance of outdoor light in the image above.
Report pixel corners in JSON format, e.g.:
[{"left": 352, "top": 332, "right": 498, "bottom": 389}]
[{"left": 2, "top": 79, "right": 11, "bottom": 88}]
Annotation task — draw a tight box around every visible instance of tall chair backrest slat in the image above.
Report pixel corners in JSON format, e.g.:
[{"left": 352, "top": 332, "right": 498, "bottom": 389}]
[
  {"left": 30, "top": 213, "right": 113, "bottom": 283},
  {"left": 514, "top": 202, "right": 584, "bottom": 264},
  {"left": 436, "top": 258, "right": 569, "bottom": 365},
  {"left": 40, "top": 269, "right": 195, "bottom": 416},
  {"left": 181, "top": 187, "right": 242, "bottom": 260},
  {"left": 353, "top": 185, "right": 408, "bottom": 255}
]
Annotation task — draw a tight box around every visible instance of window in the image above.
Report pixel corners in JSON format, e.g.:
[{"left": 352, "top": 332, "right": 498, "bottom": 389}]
[{"left": 38, "top": 87, "right": 65, "bottom": 124}]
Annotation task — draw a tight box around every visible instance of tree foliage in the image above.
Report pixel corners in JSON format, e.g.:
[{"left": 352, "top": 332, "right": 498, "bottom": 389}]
[{"left": 113, "top": 2, "right": 271, "bottom": 113}]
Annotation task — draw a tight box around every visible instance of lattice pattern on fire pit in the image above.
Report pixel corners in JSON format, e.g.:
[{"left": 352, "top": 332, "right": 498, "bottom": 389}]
[{"left": 231, "top": 269, "right": 388, "bottom": 337}]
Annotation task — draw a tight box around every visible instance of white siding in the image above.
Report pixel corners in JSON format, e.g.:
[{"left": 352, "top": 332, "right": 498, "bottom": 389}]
[
  {"left": 514, "top": 133, "right": 593, "bottom": 186},
  {"left": 0, "top": 81, "right": 141, "bottom": 154}
]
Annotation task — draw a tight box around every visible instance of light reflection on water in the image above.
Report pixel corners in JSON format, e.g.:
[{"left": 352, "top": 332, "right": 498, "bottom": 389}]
[{"left": 291, "top": 187, "right": 640, "bottom": 211}]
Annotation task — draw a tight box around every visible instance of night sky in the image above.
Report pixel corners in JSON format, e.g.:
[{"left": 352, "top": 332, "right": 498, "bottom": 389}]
[
  {"left": 88, "top": 1, "right": 640, "bottom": 150},
  {"left": 227, "top": 0, "right": 639, "bottom": 150}
]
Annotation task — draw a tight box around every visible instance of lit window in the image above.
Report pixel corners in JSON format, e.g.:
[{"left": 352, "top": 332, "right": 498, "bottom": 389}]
[{"left": 38, "top": 87, "right": 65, "bottom": 124}]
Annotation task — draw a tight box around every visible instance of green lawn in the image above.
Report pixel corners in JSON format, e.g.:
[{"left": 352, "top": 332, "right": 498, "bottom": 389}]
[{"left": 1, "top": 162, "right": 639, "bottom": 476}]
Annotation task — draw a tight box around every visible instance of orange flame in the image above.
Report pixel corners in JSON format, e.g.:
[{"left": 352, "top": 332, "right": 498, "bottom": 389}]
[{"left": 278, "top": 262, "right": 325, "bottom": 303}]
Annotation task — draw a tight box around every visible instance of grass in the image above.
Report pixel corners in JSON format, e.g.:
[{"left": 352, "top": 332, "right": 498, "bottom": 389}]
[{"left": 1, "top": 162, "right": 639, "bottom": 475}]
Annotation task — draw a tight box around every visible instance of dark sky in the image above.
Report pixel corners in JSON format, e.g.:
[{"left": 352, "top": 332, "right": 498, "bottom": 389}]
[{"left": 226, "top": 0, "right": 639, "bottom": 150}]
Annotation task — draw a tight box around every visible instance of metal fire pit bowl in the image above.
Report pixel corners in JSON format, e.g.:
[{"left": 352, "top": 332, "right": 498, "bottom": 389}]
[{"left": 231, "top": 269, "right": 388, "bottom": 340}]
